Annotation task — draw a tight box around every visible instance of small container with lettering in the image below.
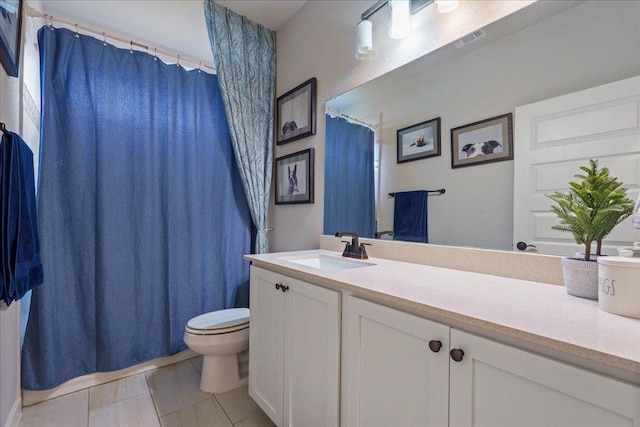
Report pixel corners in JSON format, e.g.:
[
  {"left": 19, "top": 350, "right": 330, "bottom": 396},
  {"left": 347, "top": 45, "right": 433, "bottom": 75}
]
[{"left": 597, "top": 256, "right": 640, "bottom": 319}]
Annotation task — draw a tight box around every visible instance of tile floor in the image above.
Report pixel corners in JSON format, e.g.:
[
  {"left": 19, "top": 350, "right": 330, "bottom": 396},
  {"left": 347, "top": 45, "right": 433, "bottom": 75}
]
[{"left": 19, "top": 357, "right": 275, "bottom": 427}]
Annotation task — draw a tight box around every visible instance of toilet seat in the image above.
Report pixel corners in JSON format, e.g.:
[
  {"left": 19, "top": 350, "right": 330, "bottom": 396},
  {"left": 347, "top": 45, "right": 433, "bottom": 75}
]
[{"left": 186, "top": 308, "right": 249, "bottom": 336}]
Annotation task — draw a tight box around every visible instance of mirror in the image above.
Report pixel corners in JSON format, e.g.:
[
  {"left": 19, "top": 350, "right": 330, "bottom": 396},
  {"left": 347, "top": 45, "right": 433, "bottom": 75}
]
[{"left": 324, "top": 0, "right": 640, "bottom": 251}]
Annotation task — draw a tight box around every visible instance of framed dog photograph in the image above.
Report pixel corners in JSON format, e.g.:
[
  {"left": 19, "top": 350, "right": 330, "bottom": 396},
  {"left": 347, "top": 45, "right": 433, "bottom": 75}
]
[
  {"left": 450, "top": 113, "right": 513, "bottom": 169},
  {"left": 397, "top": 117, "right": 441, "bottom": 163},
  {"left": 0, "top": 0, "right": 22, "bottom": 77},
  {"left": 275, "top": 148, "right": 314, "bottom": 204},
  {"left": 276, "top": 77, "right": 317, "bottom": 145}
]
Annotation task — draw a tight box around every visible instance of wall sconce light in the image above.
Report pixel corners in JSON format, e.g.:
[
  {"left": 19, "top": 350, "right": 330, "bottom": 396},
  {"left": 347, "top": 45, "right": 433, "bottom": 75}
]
[
  {"left": 356, "top": 0, "right": 459, "bottom": 60},
  {"left": 435, "top": 0, "right": 459, "bottom": 13},
  {"left": 389, "top": 0, "right": 411, "bottom": 39},
  {"left": 356, "top": 19, "right": 374, "bottom": 59}
]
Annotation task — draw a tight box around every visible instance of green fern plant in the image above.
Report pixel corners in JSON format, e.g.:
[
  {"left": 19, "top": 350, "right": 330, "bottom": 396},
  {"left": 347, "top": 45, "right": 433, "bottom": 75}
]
[{"left": 547, "top": 159, "right": 634, "bottom": 261}]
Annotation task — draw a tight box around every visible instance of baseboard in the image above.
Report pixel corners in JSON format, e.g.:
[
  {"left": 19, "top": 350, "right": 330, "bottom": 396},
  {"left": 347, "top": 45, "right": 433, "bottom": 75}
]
[
  {"left": 4, "top": 396, "right": 21, "bottom": 427},
  {"left": 22, "top": 349, "right": 196, "bottom": 407}
]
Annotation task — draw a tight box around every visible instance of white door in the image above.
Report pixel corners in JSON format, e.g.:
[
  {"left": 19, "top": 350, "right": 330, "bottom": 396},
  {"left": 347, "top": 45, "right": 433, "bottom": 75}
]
[
  {"left": 513, "top": 75, "right": 640, "bottom": 256},
  {"left": 249, "top": 267, "right": 286, "bottom": 426},
  {"left": 284, "top": 277, "right": 340, "bottom": 427},
  {"left": 344, "top": 296, "right": 449, "bottom": 427},
  {"left": 449, "top": 329, "right": 640, "bottom": 427}
]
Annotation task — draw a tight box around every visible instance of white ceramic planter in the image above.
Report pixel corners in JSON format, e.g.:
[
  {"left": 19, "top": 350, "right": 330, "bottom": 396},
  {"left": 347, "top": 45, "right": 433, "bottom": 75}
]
[{"left": 561, "top": 257, "right": 598, "bottom": 300}]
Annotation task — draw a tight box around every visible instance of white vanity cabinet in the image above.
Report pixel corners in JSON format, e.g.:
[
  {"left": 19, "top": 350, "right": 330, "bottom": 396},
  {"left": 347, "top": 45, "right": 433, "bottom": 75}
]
[
  {"left": 249, "top": 266, "right": 340, "bottom": 427},
  {"left": 449, "top": 329, "right": 640, "bottom": 427},
  {"left": 344, "top": 296, "right": 450, "bottom": 427},
  {"left": 345, "top": 296, "right": 640, "bottom": 427}
]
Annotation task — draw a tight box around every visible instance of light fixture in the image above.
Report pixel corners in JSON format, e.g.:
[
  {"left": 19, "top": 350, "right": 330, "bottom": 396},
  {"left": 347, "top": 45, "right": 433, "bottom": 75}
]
[
  {"left": 356, "top": 19, "right": 373, "bottom": 59},
  {"left": 355, "top": 0, "right": 459, "bottom": 60},
  {"left": 435, "top": 0, "right": 459, "bottom": 14},
  {"left": 389, "top": 0, "right": 411, "bottom": 39}
]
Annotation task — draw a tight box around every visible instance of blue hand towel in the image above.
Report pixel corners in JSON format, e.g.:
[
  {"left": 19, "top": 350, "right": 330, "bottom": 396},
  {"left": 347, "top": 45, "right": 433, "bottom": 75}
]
[
  {"left": 393, "top": 190, "right": 429, "bottom": 243},
  {"left": 1, "top": 131, "right": 43, "bottom": 306}
]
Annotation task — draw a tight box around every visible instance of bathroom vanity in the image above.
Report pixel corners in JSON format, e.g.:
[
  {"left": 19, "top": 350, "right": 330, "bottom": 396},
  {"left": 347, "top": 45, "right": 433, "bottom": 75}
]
[{"left": 244, "top": 249, "right": 640, "bottom": 427}]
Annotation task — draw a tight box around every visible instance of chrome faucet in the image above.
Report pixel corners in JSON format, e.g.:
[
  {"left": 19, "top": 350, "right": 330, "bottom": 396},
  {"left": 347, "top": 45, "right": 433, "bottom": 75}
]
[{"left": 335, "top": 232, "right": 369, "bottom": 259}]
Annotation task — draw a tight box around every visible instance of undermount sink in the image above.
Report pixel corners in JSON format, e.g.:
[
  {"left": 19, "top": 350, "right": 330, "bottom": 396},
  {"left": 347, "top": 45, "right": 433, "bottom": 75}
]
[{"left": 280, "top": 254, "right": 375, "bottom": 271}]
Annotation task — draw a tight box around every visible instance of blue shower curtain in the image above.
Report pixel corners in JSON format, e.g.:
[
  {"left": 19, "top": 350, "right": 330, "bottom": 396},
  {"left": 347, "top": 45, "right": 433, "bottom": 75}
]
[
  {"left": 22, "top": 27, "right": 252, "bottom": 390},
  {"left": 324, "top": 115, "right": 375, "bottom": 238}
]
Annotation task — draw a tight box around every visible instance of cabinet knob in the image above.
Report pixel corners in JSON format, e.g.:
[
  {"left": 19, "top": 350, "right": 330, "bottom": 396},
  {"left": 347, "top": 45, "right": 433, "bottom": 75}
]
[
  {"left": 428, "top": 340, "right": 442, "bottom": 353},
  {"left": 450, "top": 348, "right": 465, "bottom": 362},
  {"left": 275, "top": 283, "right": 281, "bottom": 291},
  {"left": 280, "top": 285, "right": 289, "bottom": 293}
]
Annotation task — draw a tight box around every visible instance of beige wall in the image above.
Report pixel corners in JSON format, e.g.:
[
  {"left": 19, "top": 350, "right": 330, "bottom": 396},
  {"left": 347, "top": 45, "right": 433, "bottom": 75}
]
[{"left": 271, "top": 0, "right": 533, "bottom": 252}]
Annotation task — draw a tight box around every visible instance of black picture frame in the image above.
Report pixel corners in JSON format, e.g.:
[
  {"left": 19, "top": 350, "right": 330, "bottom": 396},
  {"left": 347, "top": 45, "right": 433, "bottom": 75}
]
[
  {"left": 450, "top": 113, "right": 513, "bottom": 169},
  {"left": 274, "top": 148, "right": 314, "bottom": 204},
  {"left": 397, "top": 117, "right": 441, "bottom": 163},
  {"left": 276, "top": 77, "right": 317, "bottom": 145},
  {"left": 0, "top": 0, "right": 22, "bottom": 77}
]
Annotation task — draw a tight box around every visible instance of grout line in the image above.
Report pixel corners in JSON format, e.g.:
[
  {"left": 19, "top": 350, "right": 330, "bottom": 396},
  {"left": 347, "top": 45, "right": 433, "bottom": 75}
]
[
  {"left": 143, "top": 368, "right": 164, "bottom": 423},
  {"left": 212, "top": 392, "right": 236, "bottom": 425},
  {"left": 86, "top": 385, "right": 91, "bottom": 427}
]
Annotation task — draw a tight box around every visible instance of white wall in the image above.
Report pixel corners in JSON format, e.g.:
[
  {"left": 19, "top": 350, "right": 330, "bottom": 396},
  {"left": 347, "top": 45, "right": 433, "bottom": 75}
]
[
  {"left": 0, "top": 53, "right": 22, "bottom": 427},
  {"left": 1, "top": 7, "right": 42, "bottom": 425},
  {"left": 271, "top": 0, "right": 534, "bottom": 252},
  {"left": 339, "top": 0, "right": 640, "bottom": 250}
]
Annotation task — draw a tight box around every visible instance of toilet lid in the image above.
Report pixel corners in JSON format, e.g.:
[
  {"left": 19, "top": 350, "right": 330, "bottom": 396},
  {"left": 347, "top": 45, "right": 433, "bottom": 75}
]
[{"left": 187, "top": 308, "right": 250, "bottom": 331}]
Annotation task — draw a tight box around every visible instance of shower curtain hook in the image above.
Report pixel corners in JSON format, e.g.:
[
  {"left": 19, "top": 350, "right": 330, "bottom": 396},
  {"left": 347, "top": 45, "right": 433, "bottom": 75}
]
[
  {"left": 102, "top": 32, "right": 107, "bottom": 46},
  {"left": 198, "top": 61, "right": 202, "bottom": 73},
  {"left": 74, "top": 24, "right": 79, "bottom": 38},
  {"left": 154, "top": 48, "right": 157, "bottom": 61},
  {"left": 130, "top": 41, "right": 134, "bottom": 53},
  {"left": 177, "top": 55, "right": 181, "bottom": 67}
]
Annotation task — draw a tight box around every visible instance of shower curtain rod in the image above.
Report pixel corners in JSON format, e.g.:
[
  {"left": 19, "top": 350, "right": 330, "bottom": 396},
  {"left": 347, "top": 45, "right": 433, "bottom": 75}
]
[
  {"left": 326, "top": 107, "right": 378, "bottom": 130},
  {"left": 25, "top": 5, "right": 216, "bottom": 73}
]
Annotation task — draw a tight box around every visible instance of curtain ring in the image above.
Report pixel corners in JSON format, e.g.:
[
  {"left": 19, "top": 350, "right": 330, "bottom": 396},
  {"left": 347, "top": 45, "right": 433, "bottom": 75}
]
[
  {"left": 130, "top": 41, "right": 133, "bottom": 53},
  {"left": 198, "top": 61, "right": 202, "bottom": 73},
  {"left": 75, "top": 24, "right": 79, "bottom": 38},
  {"left": 102, "top": 32, "right": 107, "bottom": 46},
  {"left": 177, "top": 55, "right": 180, "bottom": 67},
  {"left": 154, "top": 48, "right": 158, "bottom": 61}
]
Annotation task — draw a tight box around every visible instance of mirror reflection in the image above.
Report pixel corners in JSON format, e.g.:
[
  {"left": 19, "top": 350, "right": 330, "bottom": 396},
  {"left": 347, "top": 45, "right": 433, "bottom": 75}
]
[{"left": 324, "top": 0, "right": 640, "bottom": 251}]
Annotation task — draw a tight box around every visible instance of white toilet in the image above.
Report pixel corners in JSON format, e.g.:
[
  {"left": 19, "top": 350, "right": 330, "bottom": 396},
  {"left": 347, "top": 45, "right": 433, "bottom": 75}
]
[{"left": 183, "top": 308, "right": 250, "bottom": 393}]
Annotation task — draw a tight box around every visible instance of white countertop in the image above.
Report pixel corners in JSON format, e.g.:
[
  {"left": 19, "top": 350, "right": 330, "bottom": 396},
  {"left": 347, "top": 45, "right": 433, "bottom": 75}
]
[{"left": 245, "top": 250, "right": 640, "bottom": 380}]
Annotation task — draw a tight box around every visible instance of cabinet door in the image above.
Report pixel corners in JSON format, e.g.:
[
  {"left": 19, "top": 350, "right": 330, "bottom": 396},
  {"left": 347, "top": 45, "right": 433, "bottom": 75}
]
[
  {"left": 249, "top": 267, "right": 286, "bottom": 426},
  {"left": 345, "top": 297, "right": 449, "bottom": 427},
  {"left": 284, "top": 277, "right": 340, "bottom": 427},
  {"left": 450, "top": 329, "right": 640, "bottom": 427}
]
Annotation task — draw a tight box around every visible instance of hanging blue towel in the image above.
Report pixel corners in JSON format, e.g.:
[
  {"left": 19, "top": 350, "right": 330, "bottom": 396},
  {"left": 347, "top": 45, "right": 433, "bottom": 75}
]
[
  {"left": 1, "top": 131, "right": 43, "bottom": 306},
  {"left": 393, "top": 190, "right": 429, "bottom": 243}
]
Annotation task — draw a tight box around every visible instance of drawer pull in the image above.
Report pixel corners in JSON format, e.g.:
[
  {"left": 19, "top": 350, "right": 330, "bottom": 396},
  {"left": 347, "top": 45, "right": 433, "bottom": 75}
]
[
  {"left": 450, "top": 348, "right": 465, "bottom": 362},
  {"left": 275, "top": 283, "right": 281, "bottom": 291},
  {"left": 280, "top": 285, "right": 290, "bottom": 293},
  {"left": 428, "top": 340, "right": 442, "bottom": 353}
]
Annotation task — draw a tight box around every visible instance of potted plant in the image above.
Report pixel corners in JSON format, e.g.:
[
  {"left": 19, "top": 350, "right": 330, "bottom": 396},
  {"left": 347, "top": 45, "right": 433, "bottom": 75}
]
[{"left": 547, "top": 159, "right": 634, "bottom": 299}]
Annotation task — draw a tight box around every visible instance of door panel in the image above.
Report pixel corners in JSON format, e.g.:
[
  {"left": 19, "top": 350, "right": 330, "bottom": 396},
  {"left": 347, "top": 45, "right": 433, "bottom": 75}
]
[
  {"left": 345, "top": 297, "right": 449, "bottom": 427},
  {"left": 249, "top": 267, "right": 285, "bottom": 426},
  {"left": 450, "top": 329, "right": 640, "bottom": 427},
  {"left": 513, "top": 75, "right": 640, "bottom": 256},
  {"left": 284, "top": 278, "right": 340, "bottom": 427}
]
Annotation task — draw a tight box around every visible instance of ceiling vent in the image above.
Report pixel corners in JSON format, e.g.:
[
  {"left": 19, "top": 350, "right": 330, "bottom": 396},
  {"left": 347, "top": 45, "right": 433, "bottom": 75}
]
[{"left": 454, "top": 30, "right": 486, "bottom": 48}]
